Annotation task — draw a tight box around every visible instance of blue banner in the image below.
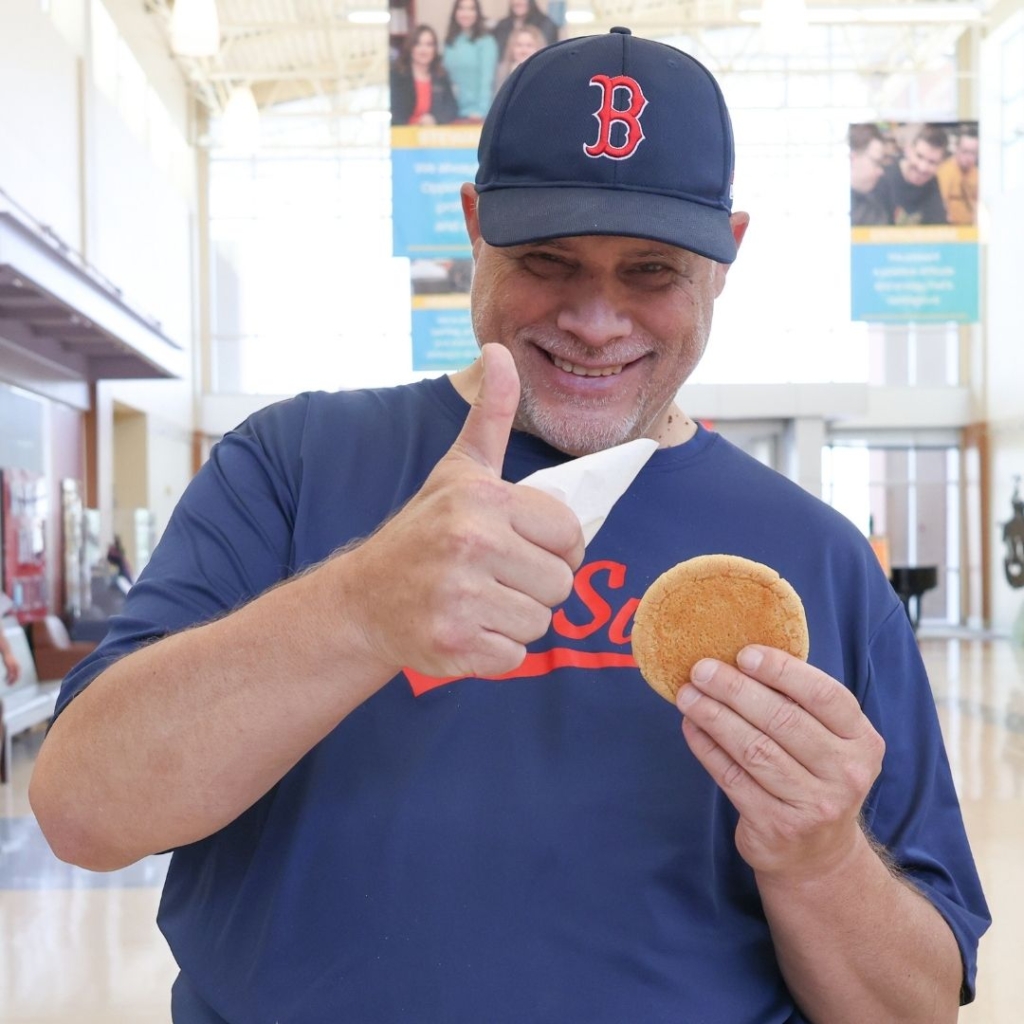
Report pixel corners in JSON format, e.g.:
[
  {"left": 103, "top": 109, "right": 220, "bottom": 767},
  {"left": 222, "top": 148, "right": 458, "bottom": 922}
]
[
  {"left": 411, "top": 297, "right": 476, "bottom": 371},
  {"left": 851, "top": 228, "right": 979, "bottom": 323},
  {"left": 391, "top": 127, "right": 479, "bottom": 258}
]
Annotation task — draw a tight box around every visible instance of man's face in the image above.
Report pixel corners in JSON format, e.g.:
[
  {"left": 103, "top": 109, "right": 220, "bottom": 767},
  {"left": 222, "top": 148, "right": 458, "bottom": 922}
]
[
  {"left": 463, "top": 203, "right": 742, "bottom": 456},
  {"left": 956, "top": 136, "right": 979, "bottom": 172},
  {"left": 851, "top": 139, "right": 886, "bottom": 194},
  {"left": 901, "top": 138, "right": 945, "bottom": 186}
]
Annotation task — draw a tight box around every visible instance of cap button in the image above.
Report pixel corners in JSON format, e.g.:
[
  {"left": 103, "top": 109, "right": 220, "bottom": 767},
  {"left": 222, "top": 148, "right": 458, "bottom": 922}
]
[{"left": 609, "top": 26, "right": 632, "bottom": 34}]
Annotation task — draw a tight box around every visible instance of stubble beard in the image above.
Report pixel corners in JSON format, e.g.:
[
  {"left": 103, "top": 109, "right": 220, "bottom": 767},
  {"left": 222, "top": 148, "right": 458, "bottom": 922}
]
[
  {"left": 510, "top": 305, "right": 712, "bottom": 457},
  {"left": 514, "top": 374, "right": 652, "bottom": 456},
  {"left": 471, "top": 275, "right": 714, "bottom": 457}
]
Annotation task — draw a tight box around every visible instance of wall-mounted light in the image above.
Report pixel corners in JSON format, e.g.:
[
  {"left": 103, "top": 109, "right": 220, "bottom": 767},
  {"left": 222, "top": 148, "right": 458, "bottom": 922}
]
[
  {"left": 347, "top": 10, "right": 392, "bottom": 24},
  {"left": 170, "top": 0, "right": 220, "bottom": 57},
  {"left": 220, "top": 85, "right": 261, "bottom": 153}
]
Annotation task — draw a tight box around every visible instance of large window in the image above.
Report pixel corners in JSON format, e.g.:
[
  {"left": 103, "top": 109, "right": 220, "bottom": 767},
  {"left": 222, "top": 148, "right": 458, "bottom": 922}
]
[
  {"left": 207, "top": 24, "right": 961, "bottom": 394},
  {"left": 824, "top": 439, "right": 963, "bottom": 624},
  {"left": 209, "top": 141, "right": 411, "bottom": 394}
]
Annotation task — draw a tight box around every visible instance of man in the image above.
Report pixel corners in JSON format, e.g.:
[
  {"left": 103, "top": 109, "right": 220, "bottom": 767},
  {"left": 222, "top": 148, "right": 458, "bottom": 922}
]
[
  {"left": 936, "top": 125, "right": 979, "bottom": 225},
  {"left": 31, "top": 29, "right": 988, "bottom": 1024},
  {"left": 849, "top": 122, "right": 889, "bottom": 225},
  {"left": 874, "top": 123, "right": 950, "bottom": 225}
]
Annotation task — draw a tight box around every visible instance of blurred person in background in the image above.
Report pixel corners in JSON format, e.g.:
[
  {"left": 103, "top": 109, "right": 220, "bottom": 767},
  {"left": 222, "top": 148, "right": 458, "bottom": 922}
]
[
  {"left": 936, "top": 124, "right": 979, "bottom": 225},
  {"left": 493, "top": 0, "right": 558, "bottom": 57},
  {"left": 494, "top": 23, "right": 548, "bottom": 91},
  {"left": 444, "top": 0, "right": 498, "bottom": 120},
  {"left": 849, "top": 123, "right": 889, "bottom": 226},
  {"left": 873, "top": 123, "right": 949, "bottom": 225},
  {"left": 0, "top": 589, "right": 21, "bottom": 684},
  {"left": 390, "top": 24, "right": 459, "bottom": 126}
]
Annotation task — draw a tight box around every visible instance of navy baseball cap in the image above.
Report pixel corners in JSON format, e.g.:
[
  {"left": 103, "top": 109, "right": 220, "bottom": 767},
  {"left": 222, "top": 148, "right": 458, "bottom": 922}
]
[{"left": 474, "top": 27, "right": 737, "bottom": 263}]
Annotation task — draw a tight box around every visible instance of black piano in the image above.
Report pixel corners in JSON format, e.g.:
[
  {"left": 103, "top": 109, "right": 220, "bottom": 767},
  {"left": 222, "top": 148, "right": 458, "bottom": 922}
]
[{"left": 889, "top": 566, "right": 938, "bottom": 633}]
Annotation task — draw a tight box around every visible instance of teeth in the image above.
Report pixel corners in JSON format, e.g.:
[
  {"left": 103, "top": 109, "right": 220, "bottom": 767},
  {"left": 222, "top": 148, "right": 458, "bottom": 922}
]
[{"left": 551, "top": 356, "right": 623, "bottom": 377}]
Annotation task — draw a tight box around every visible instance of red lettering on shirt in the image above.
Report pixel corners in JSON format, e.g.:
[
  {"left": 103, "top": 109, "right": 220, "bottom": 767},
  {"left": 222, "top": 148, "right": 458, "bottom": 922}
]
[{"left": 404, "top": 559, "right": 639, "bottom": 696}]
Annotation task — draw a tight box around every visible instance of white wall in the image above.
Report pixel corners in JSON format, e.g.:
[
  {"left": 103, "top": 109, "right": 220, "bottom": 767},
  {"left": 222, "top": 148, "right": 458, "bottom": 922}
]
[
  {"left": 89, "top": 92, "right": 194, "bottom": 348},
  {"left": 984, "top": 186, "right": 1024, "bottom": 634},
  {"left": 981, "top": 10, "right": 1024, "bottom": 634},
  {"left": 0, "top": 1, "right": 82, "bottom": 249},
  {"left": 0, "top": 0, "right": 199, "bottom": 553}
]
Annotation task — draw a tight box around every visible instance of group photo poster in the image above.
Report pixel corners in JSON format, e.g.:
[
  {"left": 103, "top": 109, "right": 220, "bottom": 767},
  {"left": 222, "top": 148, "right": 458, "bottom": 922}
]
[
  {"left": 389, "top": 0, "right": 565, "bottom": 369},
  {"left": 848, "top": 120, "right": 979, "bottom": 323}
]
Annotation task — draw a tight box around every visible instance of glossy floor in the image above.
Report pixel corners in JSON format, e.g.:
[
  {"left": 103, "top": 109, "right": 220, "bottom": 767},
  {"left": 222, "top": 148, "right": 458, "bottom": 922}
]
[{"left": 1, "top": 634, "right": 1021, "bottom": 1023}]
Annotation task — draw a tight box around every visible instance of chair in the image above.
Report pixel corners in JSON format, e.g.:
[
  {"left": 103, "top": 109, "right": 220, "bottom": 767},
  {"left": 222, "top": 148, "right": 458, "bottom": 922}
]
[{"left": 29, "top": 615, "right": 98, "bottom": 681}]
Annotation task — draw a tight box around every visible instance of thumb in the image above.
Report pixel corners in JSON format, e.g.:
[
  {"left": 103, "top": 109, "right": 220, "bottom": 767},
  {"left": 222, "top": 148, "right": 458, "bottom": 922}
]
[{"left": 451, "top": 343, "right": 520, "bottom": 475}]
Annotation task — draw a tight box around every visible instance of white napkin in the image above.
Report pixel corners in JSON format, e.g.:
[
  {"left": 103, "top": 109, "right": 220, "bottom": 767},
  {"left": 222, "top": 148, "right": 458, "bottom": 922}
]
[{"left": 517, "top": 438, "right": 658, "bottom": 544}]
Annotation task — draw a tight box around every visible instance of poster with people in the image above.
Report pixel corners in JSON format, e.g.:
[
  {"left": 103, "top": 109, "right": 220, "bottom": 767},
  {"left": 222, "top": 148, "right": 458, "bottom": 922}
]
[
  {"left": 849, "top": 120, "right": 979, "bottom": 323},
  {"left": 1, "top": 467, "right": 48, "bottom": 623},
  {"left": 390, "top": 0, "right": 562, "bottom": 369}
]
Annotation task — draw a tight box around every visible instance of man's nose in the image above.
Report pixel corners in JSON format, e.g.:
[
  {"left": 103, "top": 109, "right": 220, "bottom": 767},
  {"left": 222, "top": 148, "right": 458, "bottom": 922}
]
[{"left": 556, "top": 289, "right": 633, "bottom": 347}]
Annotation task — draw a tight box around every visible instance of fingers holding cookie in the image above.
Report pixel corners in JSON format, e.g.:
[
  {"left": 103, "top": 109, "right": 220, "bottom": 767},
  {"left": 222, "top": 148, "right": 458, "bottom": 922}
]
[
  {"left": 677, "top": 654, "right": 815, "bottom": 804},
  {"left": 631, "top": 555, "right": 885, "bottom": 876},
  {"left": 675, "top": 648, "right": 885, "bottom": 879}
]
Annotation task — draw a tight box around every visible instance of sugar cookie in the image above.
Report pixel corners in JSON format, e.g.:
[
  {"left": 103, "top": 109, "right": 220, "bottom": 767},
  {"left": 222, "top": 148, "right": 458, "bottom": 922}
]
[{"left": 632, "top": 554, "right": 809, "bottom": 703}]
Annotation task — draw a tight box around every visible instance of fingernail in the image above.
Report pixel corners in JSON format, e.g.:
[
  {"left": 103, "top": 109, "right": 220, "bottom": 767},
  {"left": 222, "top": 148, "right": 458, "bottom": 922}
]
[
  {"left": 691, "top": 659, "right": 716, "bottom": 683},
  {"left": 737, "top": 646, "right": 763, "bottom": 672},
  {"left": 676, "top": 685, "right": 699, "bottom": 710}
]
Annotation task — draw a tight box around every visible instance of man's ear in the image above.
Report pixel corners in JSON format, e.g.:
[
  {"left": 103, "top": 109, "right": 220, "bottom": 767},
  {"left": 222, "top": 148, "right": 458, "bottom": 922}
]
[
  {"left": 712, "top": 212, "right": 751, "bottom": 296},
  {"left": 461, "top": 183, "right": 482, "bottom": 247},
  {"left": 729, "top": 211, "right": 751, "bottom": 254}
]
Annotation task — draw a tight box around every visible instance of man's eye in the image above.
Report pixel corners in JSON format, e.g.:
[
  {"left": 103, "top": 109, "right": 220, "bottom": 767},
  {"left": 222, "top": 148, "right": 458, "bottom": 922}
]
[
  {"left": 631, "top": 263, "right": 674, "bottom": 278},
  {"left": 522, "top": 253, "right": 572, "bottom": 275}
]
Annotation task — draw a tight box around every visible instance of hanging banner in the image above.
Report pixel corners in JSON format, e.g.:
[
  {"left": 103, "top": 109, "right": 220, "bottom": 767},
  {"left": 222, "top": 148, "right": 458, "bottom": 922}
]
[
  {"left": 411, "top": 293, "right": 476, "bottom": 369},
  {"left": 848, "top": 120, "right": 979, "bottom": 323},
  {"left": 389, "top": 4, "right": 563, "bottom": 369},
  {"left": 392, "top": 126, "right": 479, "bottom": 371},
  {"left": 850, "top": 227, "right": 979, "bottom": 323},
  {"left": 391, "top": 127, "right": 479, "bottom": 259}
]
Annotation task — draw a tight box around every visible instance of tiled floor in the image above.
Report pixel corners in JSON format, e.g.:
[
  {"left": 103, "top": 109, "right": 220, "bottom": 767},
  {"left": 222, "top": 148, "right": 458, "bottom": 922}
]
[
  {"left": 1, "top": 634, "right": 1020, "bottom": 1023},
  {"left": 0, "top": 730, "right": 177, "bottom": 1023}
]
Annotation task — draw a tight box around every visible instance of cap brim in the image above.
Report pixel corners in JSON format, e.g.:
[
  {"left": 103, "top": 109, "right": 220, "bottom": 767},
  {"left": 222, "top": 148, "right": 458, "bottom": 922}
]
[{"left": 476, "top": 186, "right": 737, "bottom": 264}]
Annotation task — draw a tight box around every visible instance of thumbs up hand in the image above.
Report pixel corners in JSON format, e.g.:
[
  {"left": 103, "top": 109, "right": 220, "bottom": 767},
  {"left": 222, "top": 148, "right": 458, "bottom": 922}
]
[{"left": 340, "top": 344, "right": 586, "bottom": 680}]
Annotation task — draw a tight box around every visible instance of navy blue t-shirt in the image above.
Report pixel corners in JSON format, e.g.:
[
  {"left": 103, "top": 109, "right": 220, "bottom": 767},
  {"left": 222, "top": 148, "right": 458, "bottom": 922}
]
[{"left": 57, "top": 376, "right": 990, "bottom": 1024}]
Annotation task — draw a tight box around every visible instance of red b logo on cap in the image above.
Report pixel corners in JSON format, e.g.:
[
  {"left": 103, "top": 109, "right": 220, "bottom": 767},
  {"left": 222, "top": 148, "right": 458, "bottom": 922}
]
[{"left": 584, "top": 74, "right": 648, "bottom": 160}]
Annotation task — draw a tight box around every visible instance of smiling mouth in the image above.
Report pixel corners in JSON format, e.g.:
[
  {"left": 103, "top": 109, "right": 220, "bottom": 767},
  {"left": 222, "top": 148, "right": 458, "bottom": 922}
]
[{"left": 550, "top": 355, "right": 624, "bottom": 377}]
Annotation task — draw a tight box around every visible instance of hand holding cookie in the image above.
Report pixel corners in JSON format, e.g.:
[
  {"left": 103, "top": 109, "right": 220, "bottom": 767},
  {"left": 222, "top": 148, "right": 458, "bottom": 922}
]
[{"left": 632, "top": 555, "right": 884, "bottom": 880}]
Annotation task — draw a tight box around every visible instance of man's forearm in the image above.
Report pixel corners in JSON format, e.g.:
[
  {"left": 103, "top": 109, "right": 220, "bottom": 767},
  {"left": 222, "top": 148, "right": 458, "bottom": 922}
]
[
  {"left": 758, "top": 831, "right": 963, "bottom": 1024},
  {"left": 29, "top": 554, "right": 397, "bottom": 872}
]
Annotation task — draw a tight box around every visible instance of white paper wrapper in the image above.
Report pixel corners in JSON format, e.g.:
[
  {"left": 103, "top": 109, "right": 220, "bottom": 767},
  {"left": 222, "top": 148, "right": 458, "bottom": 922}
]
[{"left": 517, "top": 438, "right": 658, "bottom": 545}]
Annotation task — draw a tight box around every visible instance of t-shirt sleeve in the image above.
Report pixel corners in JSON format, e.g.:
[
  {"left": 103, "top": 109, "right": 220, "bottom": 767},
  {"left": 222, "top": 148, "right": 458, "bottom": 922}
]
[
  {"left": 860, "top": 604, "right": 991, "bottom": 1003},
  {"left": 53, "top": 397, "right": 308, "bottom": 718}
]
